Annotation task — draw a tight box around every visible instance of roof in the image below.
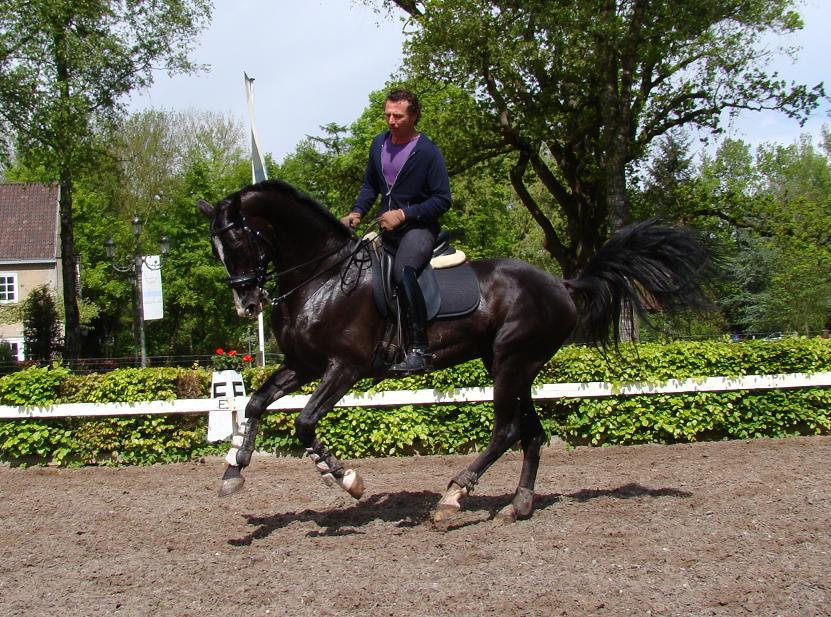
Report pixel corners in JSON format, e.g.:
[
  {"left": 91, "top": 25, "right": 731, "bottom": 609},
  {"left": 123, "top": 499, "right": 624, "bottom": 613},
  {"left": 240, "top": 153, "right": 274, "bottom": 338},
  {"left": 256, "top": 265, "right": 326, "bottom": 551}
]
[{"left": 0, "top": 182, "right": 60, "bottom": 261}]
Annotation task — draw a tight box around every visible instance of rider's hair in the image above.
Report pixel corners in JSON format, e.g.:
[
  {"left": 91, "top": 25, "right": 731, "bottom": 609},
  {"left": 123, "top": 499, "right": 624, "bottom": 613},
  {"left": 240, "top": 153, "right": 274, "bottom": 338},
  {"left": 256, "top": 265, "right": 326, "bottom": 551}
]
[{"left": 386, "top": 88, "right": 422, "bottom": 125}]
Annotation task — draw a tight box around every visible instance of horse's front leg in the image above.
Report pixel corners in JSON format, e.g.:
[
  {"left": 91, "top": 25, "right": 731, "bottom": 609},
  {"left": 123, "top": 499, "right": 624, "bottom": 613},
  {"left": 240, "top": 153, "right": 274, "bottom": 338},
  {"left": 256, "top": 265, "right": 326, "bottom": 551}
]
[
  {"left": 219, "top": 365, "right": 308, "bottom": 497},
  {"left": 295, "top": 362, "right": 364, "bottom": 499}
]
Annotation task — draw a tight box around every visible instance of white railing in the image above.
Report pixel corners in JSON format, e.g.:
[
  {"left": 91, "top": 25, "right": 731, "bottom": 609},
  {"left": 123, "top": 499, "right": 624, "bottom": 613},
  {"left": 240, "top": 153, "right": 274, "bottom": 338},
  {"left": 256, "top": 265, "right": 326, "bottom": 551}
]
[{"left": 3, "top": 371, "right": 831, "bottom": 420}]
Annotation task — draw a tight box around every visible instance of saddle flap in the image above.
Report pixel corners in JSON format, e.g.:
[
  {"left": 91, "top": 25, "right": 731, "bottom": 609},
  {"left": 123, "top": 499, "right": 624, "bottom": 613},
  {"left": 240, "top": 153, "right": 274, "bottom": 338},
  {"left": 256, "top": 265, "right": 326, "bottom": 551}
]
[
  {"left": 367, "top": 232, "right": 479, "bottom": 321},
  {"left": 417, "top": 267, "right": 442, "bottom": 321}
]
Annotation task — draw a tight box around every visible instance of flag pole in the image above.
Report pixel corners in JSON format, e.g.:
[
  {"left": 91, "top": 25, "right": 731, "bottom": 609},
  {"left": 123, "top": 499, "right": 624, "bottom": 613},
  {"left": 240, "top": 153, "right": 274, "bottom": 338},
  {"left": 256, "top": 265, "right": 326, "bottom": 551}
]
[{"left": 244, "top": 72, "right": 267, "bottom": 367}]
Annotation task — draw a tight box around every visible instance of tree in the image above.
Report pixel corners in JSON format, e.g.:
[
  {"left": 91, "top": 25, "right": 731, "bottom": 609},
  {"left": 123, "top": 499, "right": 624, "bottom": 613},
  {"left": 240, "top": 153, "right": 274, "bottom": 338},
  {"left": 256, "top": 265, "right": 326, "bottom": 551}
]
[
  {"left": 276, "top": 83, "right": 543, "bottom": 268},
  {"left": 741, "top": 133, "right": 831, "bottom": 333},
  {"left": 0, "top": 0, "right": 212, "bottom": 357},
  {"left": 75, "top": 108, "right": 253, "bottom": 358},
  {"left": 377, "top": 0, "right": 824, "bottom": 275},
  {"left": 639, "top": 131, "right": 831, "bottom": 334},
  {"left": 631, "top": 130, "right": 695, "bottom": 221},
  {"left": 23, "top": 285, "right": 63, "bottom": 363}
]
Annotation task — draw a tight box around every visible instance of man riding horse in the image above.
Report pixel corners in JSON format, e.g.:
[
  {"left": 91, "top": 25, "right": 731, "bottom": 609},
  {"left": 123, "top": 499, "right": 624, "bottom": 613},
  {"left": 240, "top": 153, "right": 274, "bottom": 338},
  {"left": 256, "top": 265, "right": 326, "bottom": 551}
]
[
  {"left": 340, "top": 88, "right": 451, "bottom": 374},
  {"left": 199, "top": 86, "right": 714, "bottom": 522}
]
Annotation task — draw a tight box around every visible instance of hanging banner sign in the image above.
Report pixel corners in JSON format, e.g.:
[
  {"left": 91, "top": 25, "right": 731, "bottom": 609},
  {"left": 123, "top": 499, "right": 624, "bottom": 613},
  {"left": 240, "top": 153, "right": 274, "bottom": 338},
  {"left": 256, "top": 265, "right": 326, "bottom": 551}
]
[{"left": 141, "top": 255, "right": 164, "bottom": 321}]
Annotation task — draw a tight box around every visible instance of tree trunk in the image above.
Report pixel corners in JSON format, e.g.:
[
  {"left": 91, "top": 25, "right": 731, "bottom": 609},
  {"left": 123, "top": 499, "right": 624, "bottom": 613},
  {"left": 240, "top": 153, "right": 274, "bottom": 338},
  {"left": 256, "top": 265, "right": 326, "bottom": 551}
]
[
  {"left": 52, "top": 19, "right": 81, "bottom": 358},
  {"left": 58, "top": 173, "right": 81, "bottom": 358}
]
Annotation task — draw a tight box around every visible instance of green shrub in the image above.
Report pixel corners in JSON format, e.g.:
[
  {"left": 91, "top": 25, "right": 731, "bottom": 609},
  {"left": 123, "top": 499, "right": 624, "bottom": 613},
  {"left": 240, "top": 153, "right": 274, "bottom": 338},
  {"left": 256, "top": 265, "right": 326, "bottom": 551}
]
[{"left": 0, "top": 339, "right": 830, "bottom": 466}]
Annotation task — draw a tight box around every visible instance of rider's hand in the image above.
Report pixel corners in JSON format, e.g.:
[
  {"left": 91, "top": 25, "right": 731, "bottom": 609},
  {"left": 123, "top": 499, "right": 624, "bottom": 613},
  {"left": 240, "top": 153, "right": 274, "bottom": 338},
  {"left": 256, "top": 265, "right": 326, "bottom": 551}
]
[
  {"left": 340, "top": 211, "right": 362, "bottom": 230},
  {"left": 378, "top": 209, "right": 406, "bottom": 232}
]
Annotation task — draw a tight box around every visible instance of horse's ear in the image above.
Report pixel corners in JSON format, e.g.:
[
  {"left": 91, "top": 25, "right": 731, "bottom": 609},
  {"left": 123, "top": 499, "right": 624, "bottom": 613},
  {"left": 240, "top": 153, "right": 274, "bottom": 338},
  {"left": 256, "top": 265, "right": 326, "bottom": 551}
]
[{"left": 197, "top": 199, "right": 215, "bottom": 218}]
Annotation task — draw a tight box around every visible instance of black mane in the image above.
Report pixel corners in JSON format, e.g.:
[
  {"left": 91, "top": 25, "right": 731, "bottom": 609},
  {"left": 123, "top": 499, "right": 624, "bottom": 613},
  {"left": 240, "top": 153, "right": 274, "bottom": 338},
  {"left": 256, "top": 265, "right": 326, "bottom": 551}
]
[{"left": 236, "top": 179, "right": 350, "bottom": 239}]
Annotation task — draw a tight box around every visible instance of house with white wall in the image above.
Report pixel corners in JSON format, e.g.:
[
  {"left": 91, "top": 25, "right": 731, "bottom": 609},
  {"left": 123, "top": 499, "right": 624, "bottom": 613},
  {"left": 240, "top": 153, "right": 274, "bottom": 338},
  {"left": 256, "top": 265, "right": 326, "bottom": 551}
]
[{"left": 0, "top": 182, "right": 63, "bottom": 360}]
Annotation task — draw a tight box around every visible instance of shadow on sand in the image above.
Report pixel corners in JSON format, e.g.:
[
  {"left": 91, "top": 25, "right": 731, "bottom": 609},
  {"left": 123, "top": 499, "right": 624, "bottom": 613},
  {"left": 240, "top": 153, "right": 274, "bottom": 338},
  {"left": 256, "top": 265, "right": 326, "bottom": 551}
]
[{"left": 227, "top": 482, "right": 691, "bottom": 546}]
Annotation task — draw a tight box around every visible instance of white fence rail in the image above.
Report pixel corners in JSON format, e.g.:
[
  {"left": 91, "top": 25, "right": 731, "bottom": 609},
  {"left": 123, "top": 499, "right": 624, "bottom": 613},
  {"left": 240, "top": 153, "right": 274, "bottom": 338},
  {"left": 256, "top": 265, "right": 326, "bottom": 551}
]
[{"left": 2, "top": 371, "right": 831, "bottom": 420}]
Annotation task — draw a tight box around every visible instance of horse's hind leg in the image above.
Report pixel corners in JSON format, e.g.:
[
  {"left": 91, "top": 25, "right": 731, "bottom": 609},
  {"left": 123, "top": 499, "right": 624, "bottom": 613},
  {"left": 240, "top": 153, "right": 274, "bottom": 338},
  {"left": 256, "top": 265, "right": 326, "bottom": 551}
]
[
  {"left": 433, "top": 373, "right": 524, "bottom": 523},
  {"left": 219, "top": 366, "right": 308, "bottom": 497},
  {"left": 494, "top": 393, "right": 545, "bottom": 524}
]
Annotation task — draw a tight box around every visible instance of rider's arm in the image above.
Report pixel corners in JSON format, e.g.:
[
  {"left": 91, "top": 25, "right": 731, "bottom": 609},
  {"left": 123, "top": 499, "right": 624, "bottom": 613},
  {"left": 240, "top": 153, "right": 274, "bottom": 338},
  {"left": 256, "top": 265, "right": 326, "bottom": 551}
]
[
  {"left": 351, "top": 134, "right": 384, "bottom": 217},
  {"left": 399, "top": 142, "right": 451, "bottom": 223}
]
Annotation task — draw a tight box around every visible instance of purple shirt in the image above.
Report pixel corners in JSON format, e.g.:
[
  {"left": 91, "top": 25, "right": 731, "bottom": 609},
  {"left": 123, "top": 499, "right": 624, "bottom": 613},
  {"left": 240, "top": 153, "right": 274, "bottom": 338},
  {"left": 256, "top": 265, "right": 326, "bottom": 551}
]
[{"left": 381, "top": 134, "right": 420, "bottom": 190}]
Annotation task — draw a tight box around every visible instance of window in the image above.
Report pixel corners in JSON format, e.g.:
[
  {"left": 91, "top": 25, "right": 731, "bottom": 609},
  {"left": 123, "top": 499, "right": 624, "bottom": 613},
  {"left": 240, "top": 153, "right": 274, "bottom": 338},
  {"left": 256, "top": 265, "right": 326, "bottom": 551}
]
[
  {"left": 0, "top": 273, "right": 18, "bottom": 304},
  {"left": 0, "top": 338, "right": 23, "bottom": 361}
]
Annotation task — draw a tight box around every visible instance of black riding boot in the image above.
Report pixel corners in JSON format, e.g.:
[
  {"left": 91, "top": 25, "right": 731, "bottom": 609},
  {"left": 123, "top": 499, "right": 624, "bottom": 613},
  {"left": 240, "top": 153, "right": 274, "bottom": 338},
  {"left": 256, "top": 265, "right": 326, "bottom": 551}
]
[{"left": 390, "top": 266, "right": 433, "bottom": 374}]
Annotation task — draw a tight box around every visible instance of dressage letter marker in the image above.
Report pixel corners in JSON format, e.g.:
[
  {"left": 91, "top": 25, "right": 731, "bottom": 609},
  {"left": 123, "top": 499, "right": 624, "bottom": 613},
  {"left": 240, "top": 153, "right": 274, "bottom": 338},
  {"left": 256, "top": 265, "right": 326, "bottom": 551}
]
[{"left": 207, "top": 370, "right": 246, "bottom": 442}]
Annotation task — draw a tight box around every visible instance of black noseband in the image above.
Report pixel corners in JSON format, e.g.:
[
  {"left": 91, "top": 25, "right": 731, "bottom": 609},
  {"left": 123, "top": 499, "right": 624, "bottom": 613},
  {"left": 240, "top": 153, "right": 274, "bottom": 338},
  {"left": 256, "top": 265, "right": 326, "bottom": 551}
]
[
  {"left": 212, "top": 216, "right": 275, "bottom": 290},
  {"left": 225, "top": 269, "right": 267, "bottom": 289}
]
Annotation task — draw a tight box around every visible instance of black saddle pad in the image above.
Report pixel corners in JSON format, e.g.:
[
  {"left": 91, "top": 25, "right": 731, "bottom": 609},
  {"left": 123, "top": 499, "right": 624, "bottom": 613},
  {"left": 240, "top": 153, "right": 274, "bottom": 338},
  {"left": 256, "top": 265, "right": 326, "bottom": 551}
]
[
  {"left": 419, "top": 263, "right": 481, "bottom": 320},
  {"left": 369, "top": 244, "right": 480, "bottom": 320}
]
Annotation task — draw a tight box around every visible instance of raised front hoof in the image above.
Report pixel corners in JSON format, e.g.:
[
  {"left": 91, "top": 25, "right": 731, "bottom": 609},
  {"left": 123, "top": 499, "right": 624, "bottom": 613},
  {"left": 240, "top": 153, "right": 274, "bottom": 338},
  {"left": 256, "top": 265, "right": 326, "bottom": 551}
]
[
  {"left": 341, "top": 469, "right": 365, "bottom": 500},
  {"left": 218, "top": 472, "right": 245, "bottom": 497}
]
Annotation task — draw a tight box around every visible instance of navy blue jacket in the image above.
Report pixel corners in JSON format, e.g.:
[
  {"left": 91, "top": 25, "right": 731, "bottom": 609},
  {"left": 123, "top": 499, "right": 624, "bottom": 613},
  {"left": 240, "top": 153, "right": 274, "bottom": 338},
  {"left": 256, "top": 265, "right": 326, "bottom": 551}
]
[{"left": 351, "top": 131, "right": 451, "bottom": 224}]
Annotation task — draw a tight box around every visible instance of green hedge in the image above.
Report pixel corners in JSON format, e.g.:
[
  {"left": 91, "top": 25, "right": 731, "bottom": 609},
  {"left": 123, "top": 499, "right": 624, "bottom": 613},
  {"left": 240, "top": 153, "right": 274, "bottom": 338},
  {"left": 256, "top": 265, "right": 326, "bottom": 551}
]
[{"left": 1, "top": 338, "right": 830, "bottom": 466}]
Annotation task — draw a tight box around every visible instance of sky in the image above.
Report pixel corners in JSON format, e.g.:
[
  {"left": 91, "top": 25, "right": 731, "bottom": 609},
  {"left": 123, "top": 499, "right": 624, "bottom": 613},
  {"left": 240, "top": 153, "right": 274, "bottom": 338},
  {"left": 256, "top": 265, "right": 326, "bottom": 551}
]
[
  {"left": 128, "top": 1, "right": 830, "bottom": 163},
  {"left": 128, "top": 2, "right": 406, "bottom": 162}
]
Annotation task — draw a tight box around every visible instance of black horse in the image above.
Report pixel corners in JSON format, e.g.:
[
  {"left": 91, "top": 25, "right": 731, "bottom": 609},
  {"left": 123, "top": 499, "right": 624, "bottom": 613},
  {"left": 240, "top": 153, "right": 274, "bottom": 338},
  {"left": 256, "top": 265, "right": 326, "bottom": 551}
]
[{"left": 198, "top": 179, "right": 713, "bottom": 523}]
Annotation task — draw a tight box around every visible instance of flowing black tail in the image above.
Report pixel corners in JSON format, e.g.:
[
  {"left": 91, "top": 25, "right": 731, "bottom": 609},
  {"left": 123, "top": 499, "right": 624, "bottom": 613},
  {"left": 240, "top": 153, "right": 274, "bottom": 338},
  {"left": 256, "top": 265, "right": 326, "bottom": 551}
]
[{"left": 565, "top": 219, "right": 717, "bottom": 348}]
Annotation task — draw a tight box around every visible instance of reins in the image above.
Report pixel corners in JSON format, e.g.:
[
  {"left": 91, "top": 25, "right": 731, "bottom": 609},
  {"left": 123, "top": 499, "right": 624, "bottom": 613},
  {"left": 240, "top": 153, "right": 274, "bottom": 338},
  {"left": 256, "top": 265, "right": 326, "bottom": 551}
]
[
  {"left": 267, "top": 239, "right": 359, "bottom": 306},
  {"left": 267, "top": 223, "right": 380, "bottom": 306},
  {"left": 213, "top": 207, "right": 379, "bottom": 307}
]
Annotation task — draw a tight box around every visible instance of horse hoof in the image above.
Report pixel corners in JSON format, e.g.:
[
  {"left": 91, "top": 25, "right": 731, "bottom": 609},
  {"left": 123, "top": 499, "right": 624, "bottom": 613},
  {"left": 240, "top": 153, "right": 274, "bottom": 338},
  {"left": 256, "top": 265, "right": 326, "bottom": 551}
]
[
  {"left": 512, "top": 487, "right": 535, "bottom": 520},
  {"left": 218, "top": 475, "right": 245, "bottom": 497},
  {"left": 341, "top": 469, "right": 365, "bottom": 499},
  {"left": 494, "top": 504, "right": 518, "bottom": 525},
  {"left": 432, "top": 503, "right": 461, "bottom": 524}
]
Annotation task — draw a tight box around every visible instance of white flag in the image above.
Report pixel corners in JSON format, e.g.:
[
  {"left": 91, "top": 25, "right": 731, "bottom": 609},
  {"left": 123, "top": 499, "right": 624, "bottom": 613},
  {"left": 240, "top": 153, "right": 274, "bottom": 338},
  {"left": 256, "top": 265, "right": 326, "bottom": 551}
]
[
  {"left": 245, "top": 73, "right": 268, "bottom": 184},
  {"left": 244, "top": 72, "right": 268, "bottom": 366}
]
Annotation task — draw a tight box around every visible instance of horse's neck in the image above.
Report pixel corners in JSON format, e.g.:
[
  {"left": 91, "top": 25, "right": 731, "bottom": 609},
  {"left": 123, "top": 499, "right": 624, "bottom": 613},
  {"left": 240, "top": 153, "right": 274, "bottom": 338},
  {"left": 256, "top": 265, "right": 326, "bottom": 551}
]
[
  {"left": 278, "top": 218, "right": 344, "bottom": 268},
  {"left": 248, "top": 193, "right": 348, "bottom": 276}
]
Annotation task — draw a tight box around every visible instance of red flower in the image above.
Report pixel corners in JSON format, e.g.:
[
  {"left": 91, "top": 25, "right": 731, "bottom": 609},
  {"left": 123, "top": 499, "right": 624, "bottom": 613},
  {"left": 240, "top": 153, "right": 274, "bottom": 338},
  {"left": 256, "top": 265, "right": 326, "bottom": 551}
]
[
  {"left": 215, "top": 348, "right": 225, "bottom": 355},
  {"left": 228, "top": 350, "right": 238, "bottom": 357},
  {"left": 243, "top": 354, "right": 253, "bottom": 363}
]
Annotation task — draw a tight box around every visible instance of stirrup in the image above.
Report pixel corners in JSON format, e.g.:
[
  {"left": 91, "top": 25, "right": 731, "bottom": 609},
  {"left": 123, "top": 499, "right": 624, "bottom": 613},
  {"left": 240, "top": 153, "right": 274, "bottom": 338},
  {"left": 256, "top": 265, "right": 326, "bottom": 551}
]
[{"left": 390, "top": 347, "right": 434, "bottom": 374}]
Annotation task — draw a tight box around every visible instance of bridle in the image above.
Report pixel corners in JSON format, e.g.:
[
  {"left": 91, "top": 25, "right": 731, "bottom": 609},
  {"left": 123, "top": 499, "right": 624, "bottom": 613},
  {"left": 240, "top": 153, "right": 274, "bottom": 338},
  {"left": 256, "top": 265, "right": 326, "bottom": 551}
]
[
  {"left": 211, "top": 215, "right": 276, "bottom": 290},
  {"left": 211, "top": 210, "right": 366, "bottom": 306}
]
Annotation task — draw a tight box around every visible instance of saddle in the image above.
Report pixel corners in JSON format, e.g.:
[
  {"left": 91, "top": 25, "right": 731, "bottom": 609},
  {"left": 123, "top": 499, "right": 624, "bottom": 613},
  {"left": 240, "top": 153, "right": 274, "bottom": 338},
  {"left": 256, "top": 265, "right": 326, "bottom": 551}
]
[{"left": 365, "top": 230, "right": 481, "bottom": 320}]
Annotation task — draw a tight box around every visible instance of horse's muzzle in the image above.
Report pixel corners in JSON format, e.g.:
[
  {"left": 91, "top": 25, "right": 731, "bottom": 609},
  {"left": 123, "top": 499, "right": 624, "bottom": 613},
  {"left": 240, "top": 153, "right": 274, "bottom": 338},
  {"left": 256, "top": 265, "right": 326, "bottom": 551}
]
[{"left": 233, "top": 290, "right": 263, "bottom": 318}]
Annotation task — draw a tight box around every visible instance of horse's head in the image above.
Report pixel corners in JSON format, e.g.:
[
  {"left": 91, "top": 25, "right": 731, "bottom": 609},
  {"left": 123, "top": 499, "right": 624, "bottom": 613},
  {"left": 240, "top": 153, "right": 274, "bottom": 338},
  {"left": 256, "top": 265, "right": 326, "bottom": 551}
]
[{"left": 198, "top": 195, "right": 272, "bottom": 318}]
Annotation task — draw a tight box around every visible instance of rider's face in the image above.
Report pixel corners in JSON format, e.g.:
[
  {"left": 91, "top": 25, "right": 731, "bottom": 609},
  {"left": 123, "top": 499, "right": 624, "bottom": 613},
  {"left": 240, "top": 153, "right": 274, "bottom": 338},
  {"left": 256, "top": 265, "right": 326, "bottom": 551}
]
[{"left": 384, "top": 99, "right": 418, "bottom": 143}]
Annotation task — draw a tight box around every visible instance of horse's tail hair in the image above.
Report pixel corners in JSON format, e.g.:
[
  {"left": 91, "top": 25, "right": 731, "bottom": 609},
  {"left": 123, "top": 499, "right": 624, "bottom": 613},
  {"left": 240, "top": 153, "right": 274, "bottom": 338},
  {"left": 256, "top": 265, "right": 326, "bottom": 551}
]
[{"left": 564, "top": 219, "right": 718, "bottom": 350}]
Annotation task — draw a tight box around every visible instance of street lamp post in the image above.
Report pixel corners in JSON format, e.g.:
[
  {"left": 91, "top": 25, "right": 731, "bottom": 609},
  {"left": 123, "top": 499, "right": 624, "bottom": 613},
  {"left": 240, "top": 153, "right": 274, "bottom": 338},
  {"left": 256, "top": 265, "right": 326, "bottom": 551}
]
[{"left": 104, "top": 215, "right": 169, "bottom": 368}]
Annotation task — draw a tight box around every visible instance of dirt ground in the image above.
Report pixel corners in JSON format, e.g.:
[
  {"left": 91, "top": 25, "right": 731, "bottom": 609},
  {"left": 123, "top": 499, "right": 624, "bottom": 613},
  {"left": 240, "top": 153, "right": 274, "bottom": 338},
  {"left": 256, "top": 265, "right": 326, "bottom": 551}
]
[{"left": 1, "top": 436, "right": 829, "bottom": 617}]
